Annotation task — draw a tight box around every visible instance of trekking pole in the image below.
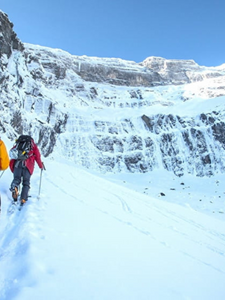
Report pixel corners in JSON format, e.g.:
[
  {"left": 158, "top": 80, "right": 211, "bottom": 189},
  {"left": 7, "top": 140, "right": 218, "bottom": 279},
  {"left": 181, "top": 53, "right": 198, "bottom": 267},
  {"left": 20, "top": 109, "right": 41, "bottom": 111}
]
[{"left": 38, "top": 162, "right": 46, "bottom": 200}]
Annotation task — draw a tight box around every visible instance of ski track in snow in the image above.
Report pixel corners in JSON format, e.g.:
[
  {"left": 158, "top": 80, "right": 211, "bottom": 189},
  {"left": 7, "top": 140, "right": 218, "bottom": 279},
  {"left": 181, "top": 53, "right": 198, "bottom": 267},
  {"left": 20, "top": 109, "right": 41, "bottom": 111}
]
[
  {"left": 0, "top": 172, "right": 46, "bottom": 300},
  {"left": 43, "top": 166, "right": 225, "bottom": 272},
  {"left": 0, "top": 161, "right": 225, "bottom": 300}
]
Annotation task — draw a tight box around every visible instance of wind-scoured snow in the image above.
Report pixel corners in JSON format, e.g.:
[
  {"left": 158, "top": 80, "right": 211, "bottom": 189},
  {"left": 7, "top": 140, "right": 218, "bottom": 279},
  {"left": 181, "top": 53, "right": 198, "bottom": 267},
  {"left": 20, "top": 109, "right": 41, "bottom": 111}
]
[{"left": 0, "top": 141, "right": 225, "bottom": 300}]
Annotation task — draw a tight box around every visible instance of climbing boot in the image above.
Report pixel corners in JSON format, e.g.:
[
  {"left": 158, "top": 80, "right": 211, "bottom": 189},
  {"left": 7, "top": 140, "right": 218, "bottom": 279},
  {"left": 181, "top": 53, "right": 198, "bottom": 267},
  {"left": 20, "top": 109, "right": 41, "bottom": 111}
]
[
  {"left": 21, "top": 199, "right": 26, "bottom": 205},
  {"left": 12, "top": 186, "right": 19, "bottom": 201}
]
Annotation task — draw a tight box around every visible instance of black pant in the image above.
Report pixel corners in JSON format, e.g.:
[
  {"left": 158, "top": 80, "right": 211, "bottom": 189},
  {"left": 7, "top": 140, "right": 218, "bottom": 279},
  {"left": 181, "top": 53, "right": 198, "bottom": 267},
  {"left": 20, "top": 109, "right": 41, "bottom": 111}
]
[{"left": 11, "top": 161, "right": 31, "bottom": 201}]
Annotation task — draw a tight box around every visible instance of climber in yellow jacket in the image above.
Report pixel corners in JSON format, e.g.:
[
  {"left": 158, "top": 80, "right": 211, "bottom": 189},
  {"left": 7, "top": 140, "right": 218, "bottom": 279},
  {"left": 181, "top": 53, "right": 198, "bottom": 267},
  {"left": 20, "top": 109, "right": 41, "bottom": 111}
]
[
  {"left": 0, "top": 138, "right": 10, "bottom": 171},
  {"left": 0, "top": 137, "right": 10, "bottom": 213}
]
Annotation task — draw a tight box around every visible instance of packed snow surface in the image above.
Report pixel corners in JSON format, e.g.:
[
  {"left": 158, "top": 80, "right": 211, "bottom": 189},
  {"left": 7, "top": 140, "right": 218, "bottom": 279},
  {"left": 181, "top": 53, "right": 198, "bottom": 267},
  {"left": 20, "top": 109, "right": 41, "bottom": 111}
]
[{"left": 0, "top": 143, "right": 225, "bottom": 300}]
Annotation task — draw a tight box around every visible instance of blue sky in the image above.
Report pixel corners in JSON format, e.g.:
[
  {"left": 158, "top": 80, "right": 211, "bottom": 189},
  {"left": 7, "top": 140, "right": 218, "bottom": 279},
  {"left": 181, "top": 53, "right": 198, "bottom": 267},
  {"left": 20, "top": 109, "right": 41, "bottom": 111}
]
[{"left": 1, "top": 0, "right": 224, "bottom": 66}]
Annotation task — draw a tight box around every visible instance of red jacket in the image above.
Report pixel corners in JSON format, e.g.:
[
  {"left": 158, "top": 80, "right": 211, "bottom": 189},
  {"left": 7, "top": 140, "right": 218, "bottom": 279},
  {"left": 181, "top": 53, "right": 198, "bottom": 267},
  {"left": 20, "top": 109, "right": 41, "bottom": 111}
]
[{"left": 10, "top": 140, "right": 43, "bottom": 175}]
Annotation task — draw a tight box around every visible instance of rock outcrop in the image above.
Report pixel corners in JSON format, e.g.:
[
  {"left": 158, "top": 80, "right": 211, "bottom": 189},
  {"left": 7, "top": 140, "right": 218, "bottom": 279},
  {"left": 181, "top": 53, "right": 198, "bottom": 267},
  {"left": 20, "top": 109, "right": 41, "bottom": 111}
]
[
  {"left": 141, "top": 56, "right": 224, "bottom": 85},
  {"left": 0, "top": 11, "right": 24, "bottom": 58}
]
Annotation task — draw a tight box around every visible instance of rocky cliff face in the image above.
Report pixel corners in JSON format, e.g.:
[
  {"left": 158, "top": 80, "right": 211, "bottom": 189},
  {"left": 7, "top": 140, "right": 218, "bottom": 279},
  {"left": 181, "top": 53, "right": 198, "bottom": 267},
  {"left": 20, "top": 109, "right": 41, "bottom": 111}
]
[
  {"left": 0, "top": 10, "right": 225, "bottom": 176},
  {"left": 141, "top": 56, "right": 225, "bottom": 85},
  {"left": 0, "top": 11, "right": 24, "bottom": 58}
]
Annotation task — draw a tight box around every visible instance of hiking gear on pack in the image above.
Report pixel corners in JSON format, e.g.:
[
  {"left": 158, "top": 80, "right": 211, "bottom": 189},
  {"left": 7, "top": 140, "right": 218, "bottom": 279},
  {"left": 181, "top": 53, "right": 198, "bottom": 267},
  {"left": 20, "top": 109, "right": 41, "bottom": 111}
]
[
  {"left": 9, "top": 138, "right": 43, "bottom": 175},
  {"left": 9, "top": 135, "right": 33, "bottom": 161},
  {"left": 0, "top": 139, "right": 10, "bottom": 171}
]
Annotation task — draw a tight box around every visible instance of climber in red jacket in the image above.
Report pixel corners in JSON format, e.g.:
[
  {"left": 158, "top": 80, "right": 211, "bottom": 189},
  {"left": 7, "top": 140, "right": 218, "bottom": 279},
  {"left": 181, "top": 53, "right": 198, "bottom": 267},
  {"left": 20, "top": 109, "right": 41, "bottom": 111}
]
[{"left": 9, "top": 135, "right": 43, "bottom": 205}]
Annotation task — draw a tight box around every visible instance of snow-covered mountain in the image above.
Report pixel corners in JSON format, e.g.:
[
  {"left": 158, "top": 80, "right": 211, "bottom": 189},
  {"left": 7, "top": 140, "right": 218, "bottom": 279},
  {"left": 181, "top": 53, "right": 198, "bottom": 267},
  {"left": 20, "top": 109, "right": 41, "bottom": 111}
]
[
  {"left": 1, "top": 11, "right": 225, "bottom": 300},
  {"left": 1, "top": 10, "right": 225, "bottom": 176}
]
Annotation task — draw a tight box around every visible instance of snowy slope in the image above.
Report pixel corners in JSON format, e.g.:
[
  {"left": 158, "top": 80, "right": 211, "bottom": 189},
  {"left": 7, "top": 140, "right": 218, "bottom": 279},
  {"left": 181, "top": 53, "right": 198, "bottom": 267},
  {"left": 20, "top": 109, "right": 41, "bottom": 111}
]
[{"left": 0, "top": 149, "right": 225, "bottom": 300}]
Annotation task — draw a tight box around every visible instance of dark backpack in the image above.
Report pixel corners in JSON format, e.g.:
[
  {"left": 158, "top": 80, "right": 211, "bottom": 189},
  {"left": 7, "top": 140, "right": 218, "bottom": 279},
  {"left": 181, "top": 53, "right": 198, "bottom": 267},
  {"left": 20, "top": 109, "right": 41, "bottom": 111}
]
[{"left": 11, "top": 135, "right": 33, "bottom": 161}]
